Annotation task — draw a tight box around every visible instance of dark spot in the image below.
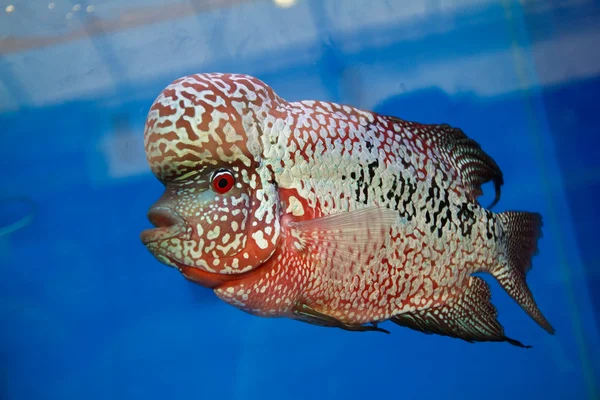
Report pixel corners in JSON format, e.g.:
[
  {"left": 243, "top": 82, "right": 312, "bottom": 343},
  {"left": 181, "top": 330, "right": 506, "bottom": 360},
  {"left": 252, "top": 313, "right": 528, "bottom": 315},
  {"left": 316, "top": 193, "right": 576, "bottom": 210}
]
[
  {"left": 386, "top": 178, "right": 398, "bottom": 201},
  {"left": 431, "top": 185, "right": 451, "bottom": 238},
  {"left": 426, "top": 186, "right": 435, "bottom": 203},
  {"left": 457, "top": 202, "right": 476, "bottom": 237},
  {"left": 366, "top": 160, "right": 379, "bottom": 185},
  {"left": 354, "top": 168, "right": 368, "bottom": 204}
]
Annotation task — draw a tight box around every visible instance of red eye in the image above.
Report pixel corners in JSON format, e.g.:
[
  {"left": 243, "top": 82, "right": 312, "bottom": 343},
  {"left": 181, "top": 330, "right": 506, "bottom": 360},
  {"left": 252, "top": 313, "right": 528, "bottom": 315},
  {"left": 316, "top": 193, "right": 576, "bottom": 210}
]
[{"left": 211, "top": 170, "right": 235, "bottom": 194}]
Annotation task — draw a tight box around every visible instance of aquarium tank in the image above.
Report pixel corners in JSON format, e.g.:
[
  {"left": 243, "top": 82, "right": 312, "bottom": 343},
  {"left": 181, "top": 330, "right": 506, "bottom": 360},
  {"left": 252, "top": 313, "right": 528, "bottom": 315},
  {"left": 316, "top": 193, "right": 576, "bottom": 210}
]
[{"left": 1, "top": 0, "right": 599, "bottom": 399}]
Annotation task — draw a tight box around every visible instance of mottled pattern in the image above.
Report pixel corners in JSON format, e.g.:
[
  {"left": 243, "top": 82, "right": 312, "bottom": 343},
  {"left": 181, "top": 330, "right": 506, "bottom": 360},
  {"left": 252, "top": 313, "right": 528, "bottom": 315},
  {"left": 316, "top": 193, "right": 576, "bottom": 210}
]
[{"left": 141, "top": 73, "right": 554, "bottom": 346}]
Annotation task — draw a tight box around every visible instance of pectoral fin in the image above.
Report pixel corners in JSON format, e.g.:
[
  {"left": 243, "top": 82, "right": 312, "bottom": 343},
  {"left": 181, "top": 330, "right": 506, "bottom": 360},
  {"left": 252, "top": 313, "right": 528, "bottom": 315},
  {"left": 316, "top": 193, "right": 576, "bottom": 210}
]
[
  {"left": 288, "top": 206, "right": 400, "bottom": 281},
  {"left": 292, "top": 303, "right": 390, "bottom": 334}
]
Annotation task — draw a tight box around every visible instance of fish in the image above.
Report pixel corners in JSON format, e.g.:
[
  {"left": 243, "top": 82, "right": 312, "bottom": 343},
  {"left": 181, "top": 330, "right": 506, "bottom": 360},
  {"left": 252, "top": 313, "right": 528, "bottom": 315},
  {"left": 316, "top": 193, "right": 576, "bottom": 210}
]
[{"left": 140, "top": 72, "right": 555, "bottom": 348}]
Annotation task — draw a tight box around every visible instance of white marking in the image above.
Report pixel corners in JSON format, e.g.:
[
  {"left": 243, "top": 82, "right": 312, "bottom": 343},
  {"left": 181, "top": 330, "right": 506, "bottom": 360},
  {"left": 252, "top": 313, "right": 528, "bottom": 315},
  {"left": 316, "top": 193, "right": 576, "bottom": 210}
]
[
  {"left": 207, "top": 226, "right": 220, "bottom": 240},
  {"left": 252, "top": 230, "right": 269, "bottom": 250},
  {"left": 285, "top": 196, "right": 305, "bottom": 216}
]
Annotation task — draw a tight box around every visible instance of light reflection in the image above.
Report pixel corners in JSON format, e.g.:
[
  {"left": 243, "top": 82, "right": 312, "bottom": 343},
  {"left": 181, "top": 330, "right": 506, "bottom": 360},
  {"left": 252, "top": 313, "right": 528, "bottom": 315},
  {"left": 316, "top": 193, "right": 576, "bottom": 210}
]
[
  {"left": 72, "top": 4, "right": 81, "bottom": 11},
  {"left": 5, "top": 4, "right": 14, "bottom": 13},
  {"left": 86, "top": 5, "right": 95, "bottom": 12},
  {"left": 48, "top": 3, "right": 55, "bottom": 10},
  {"left": 65, "top": 12, "right": 73, "bottom": 19},
  {"left": 274, "top": 0, "right": 296, "bottom": 8}
]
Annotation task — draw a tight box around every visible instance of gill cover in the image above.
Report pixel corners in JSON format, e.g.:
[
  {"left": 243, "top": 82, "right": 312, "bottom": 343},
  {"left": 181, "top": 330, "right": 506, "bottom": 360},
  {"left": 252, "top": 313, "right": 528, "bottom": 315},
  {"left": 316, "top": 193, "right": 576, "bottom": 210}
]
[{"left": 141, "top": 73, "right": 284, "bottom": 286}]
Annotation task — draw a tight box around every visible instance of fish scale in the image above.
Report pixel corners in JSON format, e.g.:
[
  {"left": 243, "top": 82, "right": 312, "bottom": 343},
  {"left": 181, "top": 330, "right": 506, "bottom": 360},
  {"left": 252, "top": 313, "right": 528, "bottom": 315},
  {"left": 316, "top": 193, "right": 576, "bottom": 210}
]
[
  {"left": 255, "top": 102, "right": 488, "bottom": 318},
  {"left": 141, "top": 73, "right": 555, "bottom": 347}
]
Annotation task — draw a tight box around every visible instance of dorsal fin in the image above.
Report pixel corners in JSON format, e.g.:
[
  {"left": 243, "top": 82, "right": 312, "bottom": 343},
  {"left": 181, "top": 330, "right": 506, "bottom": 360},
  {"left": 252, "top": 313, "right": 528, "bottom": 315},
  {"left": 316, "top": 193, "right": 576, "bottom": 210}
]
[
  {"left": 388, "top": 118, "right": 504, "bottom": 209},
  {"left": 435, "top": 123, "right": 504, "bottom": 209}
]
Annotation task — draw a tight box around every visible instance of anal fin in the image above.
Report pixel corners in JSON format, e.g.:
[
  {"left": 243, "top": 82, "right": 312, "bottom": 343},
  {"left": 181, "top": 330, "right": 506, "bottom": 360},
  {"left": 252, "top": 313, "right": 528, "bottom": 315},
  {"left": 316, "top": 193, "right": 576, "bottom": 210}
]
[
  {"left": 390, "top": 276, "right": 530, "bottom": 348},
  {"left": 292, "top": 303, "right": 390, "bottom": 334},
  {"left": 493, "top": 211, "right": 554, "bottom": 334}
]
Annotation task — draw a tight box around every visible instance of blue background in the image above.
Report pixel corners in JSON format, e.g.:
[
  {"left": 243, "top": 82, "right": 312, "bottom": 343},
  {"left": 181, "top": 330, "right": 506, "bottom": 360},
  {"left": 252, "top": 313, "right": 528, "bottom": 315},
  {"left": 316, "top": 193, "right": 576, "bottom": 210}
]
[{"left": 1, "top": 1, "right": 599, "bottom": 399}]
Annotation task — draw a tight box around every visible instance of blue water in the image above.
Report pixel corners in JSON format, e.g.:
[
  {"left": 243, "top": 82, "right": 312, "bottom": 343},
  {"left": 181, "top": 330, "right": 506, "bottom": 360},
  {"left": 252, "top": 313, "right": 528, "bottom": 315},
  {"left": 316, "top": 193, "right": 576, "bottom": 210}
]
[{"left": 1, "top": 1, "right": 599, "bottom": 399}]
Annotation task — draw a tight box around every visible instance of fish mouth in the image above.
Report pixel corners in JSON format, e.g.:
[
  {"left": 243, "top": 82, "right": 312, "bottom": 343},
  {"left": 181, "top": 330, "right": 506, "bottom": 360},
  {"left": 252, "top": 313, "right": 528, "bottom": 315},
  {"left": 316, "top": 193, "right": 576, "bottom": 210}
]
[
  {"left": 140, "top": 207, "right": 189, "bottom": 245},
  {"left": 141, "top": 207, "right": 225, "bottom": 287},
  {"left": 141, "top": 207, "right": 268, "bottom": 288}
]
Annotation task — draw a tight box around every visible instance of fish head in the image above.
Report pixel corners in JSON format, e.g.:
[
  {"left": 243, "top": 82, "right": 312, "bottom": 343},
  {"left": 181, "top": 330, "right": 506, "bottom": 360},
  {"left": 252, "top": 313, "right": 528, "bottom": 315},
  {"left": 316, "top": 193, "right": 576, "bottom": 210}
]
[{"left": 140, "top": 73, "right": 283, "bottom": 288}]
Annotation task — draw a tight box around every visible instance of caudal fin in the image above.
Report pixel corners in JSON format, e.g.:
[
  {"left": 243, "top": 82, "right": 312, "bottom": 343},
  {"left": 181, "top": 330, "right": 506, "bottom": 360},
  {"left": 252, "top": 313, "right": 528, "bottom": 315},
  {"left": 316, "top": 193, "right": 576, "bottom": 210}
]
[{"left": 492, "top": 211, "right": 555, "bottom": 334}]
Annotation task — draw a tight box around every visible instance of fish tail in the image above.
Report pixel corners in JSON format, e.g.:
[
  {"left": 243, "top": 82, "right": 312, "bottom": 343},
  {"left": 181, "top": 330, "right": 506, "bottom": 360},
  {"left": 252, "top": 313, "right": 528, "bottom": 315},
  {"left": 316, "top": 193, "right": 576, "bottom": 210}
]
[{"left": 491, "top": 211, "right": 555, "bottom": 334}]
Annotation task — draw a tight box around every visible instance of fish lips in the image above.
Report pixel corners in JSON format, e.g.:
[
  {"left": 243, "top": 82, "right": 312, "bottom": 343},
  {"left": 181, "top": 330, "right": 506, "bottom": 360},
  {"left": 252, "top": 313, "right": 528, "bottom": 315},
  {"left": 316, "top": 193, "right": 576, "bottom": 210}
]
[
  {"left": 140, "top": 207, "right": 190, "bottom": 245},
  {"left": 140, "top": 208, "right": 244, "bottom": 288}
]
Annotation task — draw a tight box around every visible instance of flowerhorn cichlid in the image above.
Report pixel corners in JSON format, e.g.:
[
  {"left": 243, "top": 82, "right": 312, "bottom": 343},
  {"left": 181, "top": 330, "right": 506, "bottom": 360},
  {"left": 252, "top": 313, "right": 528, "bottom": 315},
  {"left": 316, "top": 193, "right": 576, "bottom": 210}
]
[{"left": 140, "top": 73, "right": 554, "bottom": 348}]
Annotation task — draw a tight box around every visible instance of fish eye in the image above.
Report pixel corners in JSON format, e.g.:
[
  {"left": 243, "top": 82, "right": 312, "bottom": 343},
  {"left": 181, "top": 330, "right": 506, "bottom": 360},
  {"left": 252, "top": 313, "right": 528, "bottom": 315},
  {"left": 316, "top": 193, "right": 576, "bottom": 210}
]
[{"left": 211, "top": 169, "right": 235, "bottom": 194}]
